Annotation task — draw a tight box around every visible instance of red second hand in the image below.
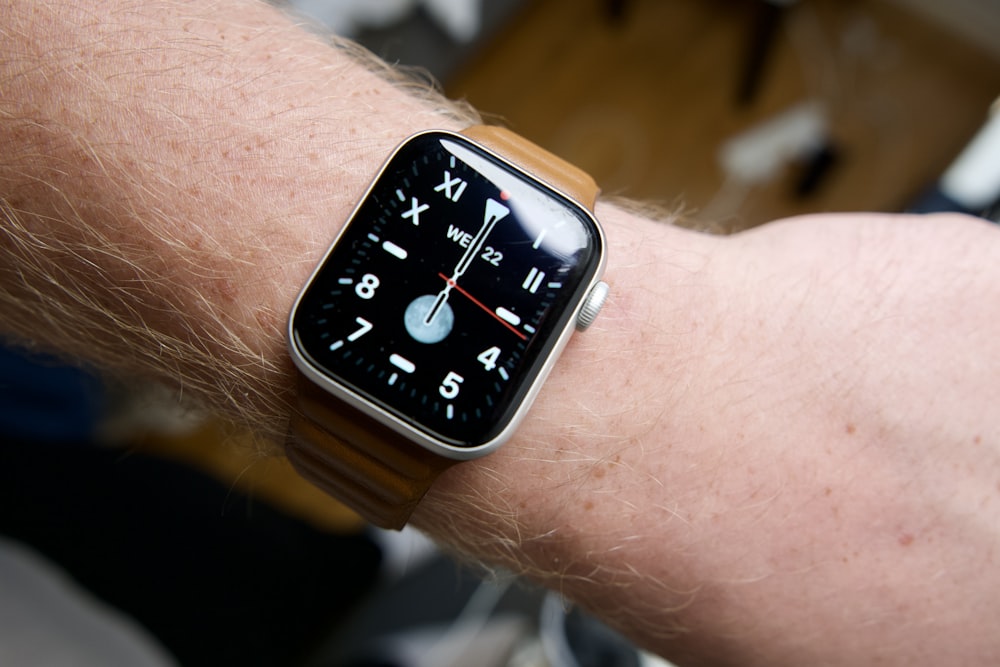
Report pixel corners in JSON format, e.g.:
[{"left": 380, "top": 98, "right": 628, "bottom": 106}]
[{"left": 437, "top": 273, "right": 528, "bottom": 341}]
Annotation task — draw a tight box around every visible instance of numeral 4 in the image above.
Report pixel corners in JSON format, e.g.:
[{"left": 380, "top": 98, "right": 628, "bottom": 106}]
[{"left": 477, "top": 346, "right": 501, "bottom": 371}]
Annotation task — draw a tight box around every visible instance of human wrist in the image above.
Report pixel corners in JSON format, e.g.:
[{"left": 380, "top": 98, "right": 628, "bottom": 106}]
[
  {"left": 2, "top": 0, "right": 725, "bottom": 651},
  {"left": 3, "top": 0, "right": 722, "bottom": 539},
  {"left": 408, "top": 202, "right": 732, "bottom": 661},
  {"left": 412, "top": 201, "right": 718, "bottom": 554}
]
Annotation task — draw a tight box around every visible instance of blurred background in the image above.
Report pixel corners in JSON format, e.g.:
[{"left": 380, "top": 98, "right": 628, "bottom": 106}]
[
  {"left": 2, "top": 1, "right": 999, "bottom": 666},
  {"left": 326, "top": 0, "right": 1000, "bottom": 229}
]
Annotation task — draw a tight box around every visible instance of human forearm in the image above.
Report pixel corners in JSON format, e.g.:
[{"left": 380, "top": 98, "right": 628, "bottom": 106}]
[
  {"left": 1, "top": 0, "right": 472, "bottom": 438},
  {"left": 0, "top": 1, "right": 695, "bottom": 651},
  {"left": 0, "top": 0, "right": 705, "bottom": 651},
  {"left": 5, "top": 2, "right": 1000, "bottom": 666},
  {"left": 445, "top": 211, "right": 1000, "bottom": 666},
  {"left": 1, "top": 0, "right": 696, "bottom": 628}
]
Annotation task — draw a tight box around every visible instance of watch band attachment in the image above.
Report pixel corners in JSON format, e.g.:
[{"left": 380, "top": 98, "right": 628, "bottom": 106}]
[
  {"left": 462, "top": 125, "right": 599, "bottom": 210},
  {"left": 286, "top": 125, "right": 599, "bottom": 530}
]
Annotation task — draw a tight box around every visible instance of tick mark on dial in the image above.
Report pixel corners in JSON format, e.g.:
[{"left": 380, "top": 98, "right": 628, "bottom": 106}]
[
  {"left": 389, "top": 353, "right": 416, "bottom": 373},
  {"left": 382, "top": 240, "right": 408, "bottom": 259},
  {"left": 496, "top": 307, "right": 520, "bottom": 326}
]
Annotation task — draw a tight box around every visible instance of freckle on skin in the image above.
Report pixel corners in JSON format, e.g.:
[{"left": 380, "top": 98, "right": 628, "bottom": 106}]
[
  {"left": 899, "top": 533, "right": 915, "bottom": 547},
  {"left": 845, "top": 423, "right": 857, "bottom": 435},
  {"left": 584, "top": 501, "right": 594, "bottom": 511},
  {"left": 215, "top": 278, "right": 237, "bottom": 304}
]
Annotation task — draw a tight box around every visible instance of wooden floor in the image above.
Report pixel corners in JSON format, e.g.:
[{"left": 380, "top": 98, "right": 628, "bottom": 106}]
[{"left": 446, "top": 0, "right": 1000, "bottom": 231}]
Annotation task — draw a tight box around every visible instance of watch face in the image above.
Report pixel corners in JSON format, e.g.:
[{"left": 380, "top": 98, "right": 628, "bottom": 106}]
[{"left": 289, "top": 131, "right": 604, "bottom": 455}]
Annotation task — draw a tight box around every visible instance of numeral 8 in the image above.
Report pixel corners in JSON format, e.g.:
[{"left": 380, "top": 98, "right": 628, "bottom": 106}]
[{"left": 354, "top": 273, "right": 380, "bottom": 299}]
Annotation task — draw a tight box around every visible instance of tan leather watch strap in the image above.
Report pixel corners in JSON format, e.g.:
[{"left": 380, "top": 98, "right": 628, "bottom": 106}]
[
  {"left": 286, "top": 375, "right": 453, "bottom": 530},
  {"left": 286, "top": 126, "right": 598, "bottom": 530},
  {"left": 462, "top": 125, "right": 599, "bottom": 210}
]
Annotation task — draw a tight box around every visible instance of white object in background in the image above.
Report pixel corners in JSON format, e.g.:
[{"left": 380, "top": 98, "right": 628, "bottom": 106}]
[
  {"left": 290, "top": 0, "right": 482, "bottom": 42},
  {"left": 423, "top": 0, "right": 482, "bottom": 42},
  {"left": 290, "top": 0, "right": 413, "bottom": 36},
  {"left": 940, "top": 102, "right": 1000, "bottom": 210},
  {"left": 372, "top": 523, "right": 440, "bottom": 581},
  {"left": 0, "top": 537, "right": 177, "bottom": 667},
  {"left": 718, "top": 101, "right": 828, "bottom": 184}
]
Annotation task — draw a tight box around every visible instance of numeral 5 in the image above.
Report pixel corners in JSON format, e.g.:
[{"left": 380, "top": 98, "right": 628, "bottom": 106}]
[{"left": 439, "top": 371, "right": 464, "bottom": 399}]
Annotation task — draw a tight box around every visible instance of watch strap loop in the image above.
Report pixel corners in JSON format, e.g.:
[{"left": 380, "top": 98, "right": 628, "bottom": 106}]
[{"left": 286, "top": 375, "right": 454, "bottom": 530}]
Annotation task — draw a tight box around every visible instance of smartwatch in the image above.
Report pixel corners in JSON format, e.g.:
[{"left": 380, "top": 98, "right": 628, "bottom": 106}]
[{"left": 286, "top": 126, "right": 608, "bottom": 529}]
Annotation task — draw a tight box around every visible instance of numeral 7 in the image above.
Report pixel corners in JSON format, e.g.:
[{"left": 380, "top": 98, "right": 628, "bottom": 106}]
[{"left": 347, "top": 317, "right": 373, "bottom": 341}]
